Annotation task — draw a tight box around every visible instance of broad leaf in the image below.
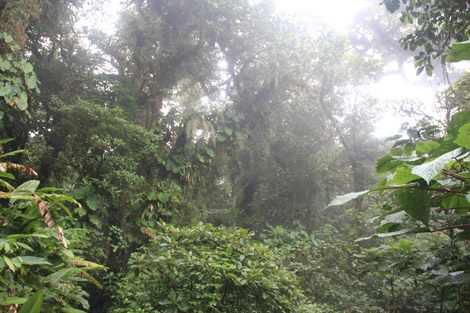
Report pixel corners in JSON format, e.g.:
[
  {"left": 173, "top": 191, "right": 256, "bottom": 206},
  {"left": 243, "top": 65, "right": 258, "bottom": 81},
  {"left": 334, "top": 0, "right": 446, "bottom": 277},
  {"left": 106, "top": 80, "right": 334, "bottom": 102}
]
[
  {"left": 21, "top": 256, "right": 52, "bottom": 265},
  {"left": 379, "top": 211, "right": 407, "bottom": 228},
  {"left": 355, "top": 228, "right": 423, "bottom": 241},
  {"left": 23, "top": 63, "right": 34, "bottom": 74},
  {"left": 205, "top": 147, "right": 215, "bottom": 158},
  {"left": 18, "top": 290, "right": 43, "bottom": 313},
  {"left": 3, "top": 256, "right": 14, "bottom": 271},
  {"left": 47, "top": 268, "right": 80, "bottom": 285},
  {"left": 327, "top": 190, "right": 369, "bottom": 207},
  {"left": 6, "top": 234, "right": 49, "bottom": 239},
  {"left": 388, "top": 167, "right": 421, "bottom": 185},
  {"left": 18, "top": 256, "right": 52, "bottom": 266},
  {"left": 397, "top": 188, "right": 430, "bottom": 225},
  {"left": 382, "top": 0, "right": 400, "bottom": 13},
  {"left": 27, "top": 76, "right": 37, "bottom": 89},
  {"left": 448, "top": 111, "right": 470, "bottom": 137},
  {"left": 18, "top": 92, "right": 28, "bottom": 110},
  {"left": 447, "top": 40, "right": 470, "bottom": 62},
  {"left": 412, "top": 147, "right": 464, "bottom": 184},
  {"left": 148, "top": 192, "right": 158, "bottom": 201},
  {"left": 416, "top": 140, "right": 440, "bottom": 155},
  {"left": 89, "top": 214, "right": 102, "bottom": 229},
  {"left": 377, "top": 155, "right": 398, "bottom": 174},
  {"left": 86, "top": 193, "right": 98, "bottom": 211},
  {"left": 0, "top": 191, "right": 35, "bottom": 200},
  {"left": 1, "top": 297, "right": 28, "bottom": 305},
  {"left": 0, "top": 171, "right": 15, "bottom": 179},
  {"left": 15, "top": 180, "right": 40, "bottom": 193},
  {"left": 442, "top": 195, "right": 470, "bottom": 214},
  {"left": 454, "top": 123, "right": 470, "bottom": 149},
  {"left": 158, "top": 192, "right": 170, "bottom": 203}
]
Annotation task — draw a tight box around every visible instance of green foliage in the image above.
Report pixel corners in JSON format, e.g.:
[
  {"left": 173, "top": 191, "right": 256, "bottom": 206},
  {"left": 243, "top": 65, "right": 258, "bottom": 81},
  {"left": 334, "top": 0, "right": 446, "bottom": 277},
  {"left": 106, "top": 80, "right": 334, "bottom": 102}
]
[
  {"left": 361, "top": 235, "right": 470, "bottom": 312},
  {"left": 260, "top": 224, "right": 385, "bottom": 313},
  {"left": 331, "top": 112, "right": 470, "bottom": 236},
  {"left": 382, "top": 0, "right": 470, "bottom": 74},
  {"left": 0, "top": 142, "right": 104, "bottom": 312},
  {"left": 448, "top": 40, "right": 470, "bottom": 63},
  {"left": 112, "top": 222, "right": 310, "bottom": 313},
  {"left": 330, "top": 111, "right": 470, "bottom": 311},
  {"left": 0, "top": 32, "right": 40, "bottom": 113}
]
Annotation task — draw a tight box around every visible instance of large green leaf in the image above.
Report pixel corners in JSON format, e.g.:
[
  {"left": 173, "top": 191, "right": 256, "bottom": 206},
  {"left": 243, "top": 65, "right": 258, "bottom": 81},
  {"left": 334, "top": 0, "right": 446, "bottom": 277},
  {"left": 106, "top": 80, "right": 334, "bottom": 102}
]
[
  {"left": 377, "top": 155, "right": 403, "bottom": 174},
  {"left": 397, "top": 188, "right": 430, "bottom": 225},
  {"left": 326, "top": 190, "right": 369, "bottom": 207},
  {"left": 6, "top": 233, "right": 49, "bottom": 239},
  {"left": 454, "top": 123, "right": 470, "bottom": 149},
  {"left": 0, "top": 191, "right": 36, "bottom": 201},
  {"left": 379, "top": 211, "right": 407, "bottom": 229},
  {"left": 1, "top": 297, "right": 28, "bottom": 305},
  {"left": 3, "top": 256, "right": 14, "bottom": 271},
  {"left": 15, "top": 180, "right": 40, "bottom": 193},
  {"left": 442, "top": 195, "right": 470, "bottom": 215},
  {"left": 86, "top": 193, "right": 98, "bottom": 211},
  {"left": 17, "top": 256, "right": 52, "bottom": 266},
  {"left": 0, "top": 171, "right": 15, "bottom": 179},
  {"left": 388, "top": 167, "right": 421, "bottom": 185},
  {"left": 448, "top": 111, "right": 470, "bottom": 137},
  {"left": 447, "top": 40, "right": 470, "bottom": 62},
  {"left": 47, "top": 268, "right": 80, "bottom": 285},
  {"left": 158, "top": 192, "right": 170, "bottom": 203},
  {"left": 415, "top": 140, "right": 440, "bottom": 155},
  {"left": 18, "top": 290, "right": 43, "bottom": 313},
  {"left": 411, "top": 147, "right": 464, "bottom": 184}
]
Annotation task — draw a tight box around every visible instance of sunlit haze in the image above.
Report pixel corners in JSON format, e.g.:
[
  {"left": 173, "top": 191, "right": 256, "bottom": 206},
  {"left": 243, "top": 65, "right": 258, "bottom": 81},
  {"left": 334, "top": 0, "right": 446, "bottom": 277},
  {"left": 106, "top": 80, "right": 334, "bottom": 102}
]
[
  {"left": 275, "top": 0, "right": 366, "bottom": 30},
  {"left": 83, "top": 0, "right": 436, "bottom": 139}
]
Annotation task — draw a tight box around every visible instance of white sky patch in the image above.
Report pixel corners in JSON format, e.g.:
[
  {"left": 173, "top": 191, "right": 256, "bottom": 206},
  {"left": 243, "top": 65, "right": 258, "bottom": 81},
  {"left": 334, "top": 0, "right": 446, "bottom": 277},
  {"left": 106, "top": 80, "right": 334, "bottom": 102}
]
[
  {"left": 275, "top": 0, "right": 366, "bottom": 30},
  {"left": 370, "top": 62, "right": 436, "bottom": 138},
  {"left": 374, "top": 114, "right": 404, "bottom": 138},
  {"left": 76, "top": 0, "right": 123, "bottom": 34},
  {"left": 371, "top": 75, "right": 434, "bottom": 102},
  {"left": 370, "top": 75, "right": 434, "bottom": 138}
]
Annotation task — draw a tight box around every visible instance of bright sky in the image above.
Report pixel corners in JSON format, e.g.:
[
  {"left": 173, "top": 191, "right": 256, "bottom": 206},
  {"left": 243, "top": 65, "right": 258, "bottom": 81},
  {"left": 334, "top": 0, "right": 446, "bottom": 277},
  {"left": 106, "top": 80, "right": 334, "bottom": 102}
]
[
  {"left": 275, "top": 0, "right": 367, "bottom": 30},
  {"left": 274, "top": 0, "right": 438, "bottom": 138}
]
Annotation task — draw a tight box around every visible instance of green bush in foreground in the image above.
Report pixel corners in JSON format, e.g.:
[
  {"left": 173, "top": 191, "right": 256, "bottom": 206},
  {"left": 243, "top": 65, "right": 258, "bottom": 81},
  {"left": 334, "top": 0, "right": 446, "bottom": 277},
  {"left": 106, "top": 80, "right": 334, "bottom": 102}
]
[{"left": 112, "top": 222, "right": 316, "bottom": 313}]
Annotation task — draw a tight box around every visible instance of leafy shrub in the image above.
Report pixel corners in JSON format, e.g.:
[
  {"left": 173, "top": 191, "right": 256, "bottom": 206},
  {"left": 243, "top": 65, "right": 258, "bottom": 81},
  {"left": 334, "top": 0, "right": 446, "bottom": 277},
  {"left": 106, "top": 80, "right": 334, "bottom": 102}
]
[
  {"left": 261, "top": 225, "right": 385, "bottom": 313},
  {"left": 329, "top": 111, "right": 470, "bottom": 311},
  {"left": 112, "top": 222, "right": 312, "bottom": 313},
  {"left": 0, "top": 139, "right": 104, "bottom": 312}
]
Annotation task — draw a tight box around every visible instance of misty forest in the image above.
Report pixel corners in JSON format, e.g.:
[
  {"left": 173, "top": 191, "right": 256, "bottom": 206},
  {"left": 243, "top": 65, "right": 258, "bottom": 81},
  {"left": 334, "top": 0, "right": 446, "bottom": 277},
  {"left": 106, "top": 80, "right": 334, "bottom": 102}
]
[{"left": 1, "top": 0, "right": 470, "bottom": 312}]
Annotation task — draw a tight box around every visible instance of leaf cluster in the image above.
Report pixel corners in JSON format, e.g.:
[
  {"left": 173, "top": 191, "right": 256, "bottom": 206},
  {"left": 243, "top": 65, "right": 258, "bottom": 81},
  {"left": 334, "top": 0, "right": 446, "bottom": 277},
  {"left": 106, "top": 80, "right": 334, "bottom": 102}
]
[
  {"left": 112, "top": 222, "right": 309, "bottom": 313},
  {"left": 0, "top": 142, "right": 104, "bottom": 312},
  {"left": 0, "top": 32, "right": 40, "bottom": 113},
  {"left": 382, "top": 0, "right": 470, "bottom": 75}
]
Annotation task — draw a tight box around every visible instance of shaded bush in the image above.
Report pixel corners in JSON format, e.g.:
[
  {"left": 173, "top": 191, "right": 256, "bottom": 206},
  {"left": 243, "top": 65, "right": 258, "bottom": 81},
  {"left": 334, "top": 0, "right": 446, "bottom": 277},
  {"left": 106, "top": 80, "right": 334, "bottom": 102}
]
[{"left": 111, "top": 222, "right": 315, "bottom": 313}]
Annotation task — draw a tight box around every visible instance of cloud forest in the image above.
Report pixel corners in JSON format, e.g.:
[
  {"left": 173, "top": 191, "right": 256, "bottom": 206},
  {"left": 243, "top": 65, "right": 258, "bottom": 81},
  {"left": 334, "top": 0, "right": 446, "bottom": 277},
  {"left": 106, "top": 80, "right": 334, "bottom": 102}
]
[{"left": 0, "top": 0, "right": 469, "bottom": 312}]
